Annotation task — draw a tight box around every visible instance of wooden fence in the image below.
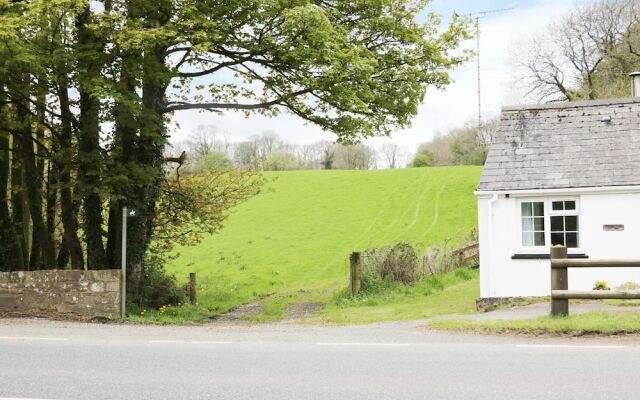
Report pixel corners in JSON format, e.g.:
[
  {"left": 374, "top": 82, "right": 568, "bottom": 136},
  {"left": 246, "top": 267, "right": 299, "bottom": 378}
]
[
  {"left": 450, "top": 242, "right": 479, "bottom": 266},
  {"left": 550, "top": 245, "right": 640, "bottom": 316}
]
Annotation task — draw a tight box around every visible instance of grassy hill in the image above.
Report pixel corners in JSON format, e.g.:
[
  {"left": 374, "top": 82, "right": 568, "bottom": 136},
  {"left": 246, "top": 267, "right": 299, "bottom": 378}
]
[{"left": 162, "top": 166, "right": 482, "bottom": 322}]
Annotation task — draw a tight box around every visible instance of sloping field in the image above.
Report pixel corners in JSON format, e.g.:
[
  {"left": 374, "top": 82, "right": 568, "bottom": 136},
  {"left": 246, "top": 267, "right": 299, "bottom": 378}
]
[{"left": 165, "top": 166, "right": 482, "bottom": 319}]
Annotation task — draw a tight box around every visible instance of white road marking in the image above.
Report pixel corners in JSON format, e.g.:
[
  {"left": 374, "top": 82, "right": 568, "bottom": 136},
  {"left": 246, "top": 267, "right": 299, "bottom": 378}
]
[
  {"left": 517, "top": 344, "right": 625, "bottom": 349},
  {"left": 0, "top": 337, "right": 68, "bottom": 342},
  {"left": 148, "top": 340, "right": 232, "bottom": 344},
  {"left": 316, "top": 342, "right": 409, "bottom": 347},
  {"left": 0, "top": 398, "right": 59, "bottom": 400}
]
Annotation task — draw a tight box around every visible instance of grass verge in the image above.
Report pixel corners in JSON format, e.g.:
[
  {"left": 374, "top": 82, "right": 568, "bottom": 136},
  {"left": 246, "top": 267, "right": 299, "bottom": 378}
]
[
  {"left": 430, "top": 311, "right": 640, "bottom": 336},
  {"left": 314, "top": 268, "right": 479, "bottom": 324}
]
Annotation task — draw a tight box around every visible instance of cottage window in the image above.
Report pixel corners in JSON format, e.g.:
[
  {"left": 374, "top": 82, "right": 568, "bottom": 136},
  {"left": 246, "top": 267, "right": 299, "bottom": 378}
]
[
  {"left": 550, "top": 200, "right": 579, "bottom": 248},
  {"left": 521, "top": 202, "right": 545, "bottom": 247}
]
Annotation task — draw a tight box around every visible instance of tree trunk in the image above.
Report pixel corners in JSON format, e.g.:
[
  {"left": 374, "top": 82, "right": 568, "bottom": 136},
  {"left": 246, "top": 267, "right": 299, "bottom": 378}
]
[
  {"left": 46, "top": 143, "right": 58, "bottom": 255},
  {"left": 105, "top": 49, "right": 138, "bottom": 271},
  {"left": 10, "top": 129, "right": 28, "bottom": 268},
  {"left": 18, "top": 110, "right": 54, "bottom": 269},
  {"left": 129, "top": 2, "right": 172, "bottom": 291},
  {"left": 57, "top": 79, "right": 85, "bottom": 270},
  {"left": 106, "top": 1, "right": 172, "bottom": 293},
  {"left": 0, "top": 128, "right": 25, "bottom": 271},
  {"left": 76, "top": 3, "right": 107, "bottom": 269},
  {"left": 10, "top": 77, "right": 55, "bottom": 270},
  {"left": 33, "top": 88, "right": 56, "bottom": 267}
]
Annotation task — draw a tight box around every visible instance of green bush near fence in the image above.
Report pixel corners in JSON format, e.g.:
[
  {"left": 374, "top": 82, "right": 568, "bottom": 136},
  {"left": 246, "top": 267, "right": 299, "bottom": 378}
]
[{"left": 358, "top": 240, "right": 478, "bottom": 294}]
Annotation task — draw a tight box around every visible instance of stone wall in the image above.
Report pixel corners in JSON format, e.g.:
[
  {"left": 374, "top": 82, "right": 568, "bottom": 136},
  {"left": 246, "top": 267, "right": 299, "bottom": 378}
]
[{"left": 0, "top": 269, "right": 121, "bottom": 317}]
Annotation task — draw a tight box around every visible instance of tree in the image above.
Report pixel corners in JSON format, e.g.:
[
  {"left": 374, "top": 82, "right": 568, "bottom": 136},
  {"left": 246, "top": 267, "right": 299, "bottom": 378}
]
[
  {"left": 412, "top": 119, "right": 496, "bottom": 166},
  {"left": 264, "top": 150, "right": 301, "bottom": 171},
  {"left": 380, "top": 143, "right": 403, "bottom": 168},
  {"left": 186, "top": 126, "right": 230, "bottom": 159},
  {"left": 148, "top": 169, "right": 265, "bottom": 281},
  {"left": 515, "top": 0, "right": 640, "bottom": 102},
  {"left": 412, "top": 151, "right": 434, "bottom": 168},
  {"left": 196, "top": 151, "right": 234, "bottom": 172},
  {"left": 333, "top": 143, "right": 377, "bottom": 170},
  {"left": 233, "top": 141, "right": 261, "bottom": 169}
]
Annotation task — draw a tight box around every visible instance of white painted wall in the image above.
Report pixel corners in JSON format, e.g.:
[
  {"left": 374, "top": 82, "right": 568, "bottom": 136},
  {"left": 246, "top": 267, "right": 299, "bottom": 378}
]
[{"left": 477, "top": 188, "right": 640, "bottom": 298}]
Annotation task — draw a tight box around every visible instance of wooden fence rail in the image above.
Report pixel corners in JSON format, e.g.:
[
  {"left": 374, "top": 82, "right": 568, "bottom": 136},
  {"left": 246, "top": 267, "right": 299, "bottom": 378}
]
[{"left": 550, "top": 245, "right": 640, "bottom": 316}]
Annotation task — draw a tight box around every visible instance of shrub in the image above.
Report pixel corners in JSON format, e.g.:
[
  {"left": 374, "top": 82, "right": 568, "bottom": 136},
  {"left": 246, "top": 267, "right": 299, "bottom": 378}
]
[
  {"left": 593, "top": 280, "right": 610, "bottom": 291},
  {"left": 412, "top": 151, "right": 434, "bottom": 167},
  {"left": 360, "top": 247, "right": 395, "bottom": 294},
  {"left": 196, "top": 151, "right": 234, "bottom": 172},
  {"left": 615, "top": 281, "right": 640, "bottom": 291},
  {"left": 379, "top": 243, "right": 422, "bottom": 284},
  {"left": 137, "top": 263, "right": 186, "bottom": 309},
  {"left": 356, "top": 237, "right": 477, "bottom": 294}
]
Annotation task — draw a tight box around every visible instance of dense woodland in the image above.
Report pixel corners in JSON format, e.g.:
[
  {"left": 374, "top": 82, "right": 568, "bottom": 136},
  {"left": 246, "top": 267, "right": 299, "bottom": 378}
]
[{"left": 0, "top": 0, "right": 469, "bottom": 292}]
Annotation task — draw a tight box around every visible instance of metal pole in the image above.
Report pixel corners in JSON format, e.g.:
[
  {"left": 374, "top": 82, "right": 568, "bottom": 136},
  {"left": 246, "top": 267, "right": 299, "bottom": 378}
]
[
  {"left": 457, "top": 8, "right": 514, "bottom": 135},
  {"left": 476, "top": 17, "right": 481, "bottom": 134},
  {"left": 121, "top": 206, "right": 127, "bottom": 319}
]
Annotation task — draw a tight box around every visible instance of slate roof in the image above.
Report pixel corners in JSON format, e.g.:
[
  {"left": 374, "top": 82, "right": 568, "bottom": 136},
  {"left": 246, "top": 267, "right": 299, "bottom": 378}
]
[{"left": 477, "top": 97, "right": 640, "bottom": 191}]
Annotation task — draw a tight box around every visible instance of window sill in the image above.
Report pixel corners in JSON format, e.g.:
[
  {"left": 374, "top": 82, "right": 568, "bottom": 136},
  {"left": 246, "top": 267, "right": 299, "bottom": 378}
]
[{"left": 511, "top": 253, "right": 589, "bottom": 260}]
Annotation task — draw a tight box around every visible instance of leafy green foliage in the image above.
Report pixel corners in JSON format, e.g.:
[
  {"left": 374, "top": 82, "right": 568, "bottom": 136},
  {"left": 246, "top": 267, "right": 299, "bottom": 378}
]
[
  {"left": 412, "top": 119, "right": 495, "bottom": 167},
  {"left": 264, "top": 151, "right": 302, "bottom": 171},
  {"left": 166, "top": 0, "right": 472, "bottom": 142},
  {"left": 195, "top": 151, "right": 234, "bottom": 172},
  {"left": 412, "top": 152, "right": 434, "bottom": 167},
  {"left": 149, "top": 168, "right": 266, "bottom": 268},
  {"left": 136, "top": 263, "right": 187, "bottom": 309}
]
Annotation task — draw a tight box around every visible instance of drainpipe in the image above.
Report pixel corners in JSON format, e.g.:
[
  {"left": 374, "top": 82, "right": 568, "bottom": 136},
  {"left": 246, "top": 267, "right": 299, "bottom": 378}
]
[{"left": 487, "top": 194, "right": 499, "bottom": 297}]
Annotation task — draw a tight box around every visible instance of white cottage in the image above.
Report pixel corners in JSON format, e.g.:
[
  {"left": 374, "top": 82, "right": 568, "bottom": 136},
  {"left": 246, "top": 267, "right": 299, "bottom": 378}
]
[{"left": 476, "top": 74, "right": 640, "bottom": 300}]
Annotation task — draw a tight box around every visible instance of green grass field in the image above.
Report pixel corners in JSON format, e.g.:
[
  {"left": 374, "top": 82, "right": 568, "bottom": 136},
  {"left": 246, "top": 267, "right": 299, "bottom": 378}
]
[{"left": 159, "top": 166, "right": 481, "bottom": 322}]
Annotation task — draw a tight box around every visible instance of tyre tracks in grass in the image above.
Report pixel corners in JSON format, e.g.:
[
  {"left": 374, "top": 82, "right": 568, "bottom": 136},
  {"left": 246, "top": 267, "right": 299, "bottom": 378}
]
[{"left": 291, "top": 171, "right": 429, "bottom": 288}]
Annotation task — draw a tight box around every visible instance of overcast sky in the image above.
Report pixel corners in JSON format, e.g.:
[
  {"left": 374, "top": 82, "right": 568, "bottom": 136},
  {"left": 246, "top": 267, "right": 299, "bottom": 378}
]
[{"left": 168, "top": 0, "right": 580, "bottom": 152}]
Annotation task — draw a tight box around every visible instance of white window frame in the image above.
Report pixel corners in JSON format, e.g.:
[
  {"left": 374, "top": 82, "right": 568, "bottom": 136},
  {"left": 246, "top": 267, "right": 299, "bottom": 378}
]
[
  {"left": 515, "top": 197, "right": 582, "bottom": 254},
  {"left": 549, "top": 199, "right": 580, "bottom": 249}
]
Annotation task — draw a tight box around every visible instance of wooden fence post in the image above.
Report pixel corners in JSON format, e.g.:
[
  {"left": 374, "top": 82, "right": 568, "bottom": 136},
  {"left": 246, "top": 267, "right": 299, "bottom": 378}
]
[
  {"left": 189, "top": 272, "right": 197, "bottom": 305},
  {"left": 550, "top": 245, "right": 568, "bottom": 316},
  {"left": 350, "top": 252, "right": 361, "bottom": 295}
]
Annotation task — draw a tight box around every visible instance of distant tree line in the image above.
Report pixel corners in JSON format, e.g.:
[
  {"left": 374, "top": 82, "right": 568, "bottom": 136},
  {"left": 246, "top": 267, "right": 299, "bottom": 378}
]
[
  {"left": 172, "top": 127, "right": 383, "bottom": 171},
  {"left": 175, "top": 121, "right": 498, "bottom": 172},
  {"left": 411, "top": 119, "right": 496, "bottom": 167}
]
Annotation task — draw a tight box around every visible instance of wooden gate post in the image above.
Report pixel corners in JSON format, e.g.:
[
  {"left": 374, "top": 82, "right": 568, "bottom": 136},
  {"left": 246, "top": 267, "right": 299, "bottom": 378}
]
[
  {"left": 550, "top": 245, "right": 568, "bottom": 316},
  {"left": 189, "top": 272, "right": 197, "bottom": 305},
  {"left": 350, "top": 252, "right": 361, "bottom": 295}
]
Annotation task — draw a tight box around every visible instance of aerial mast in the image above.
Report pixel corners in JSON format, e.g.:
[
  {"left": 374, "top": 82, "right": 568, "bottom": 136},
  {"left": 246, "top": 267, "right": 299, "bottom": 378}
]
[{"left": 455, "top": 7, "right": 514, "bottom": 135}]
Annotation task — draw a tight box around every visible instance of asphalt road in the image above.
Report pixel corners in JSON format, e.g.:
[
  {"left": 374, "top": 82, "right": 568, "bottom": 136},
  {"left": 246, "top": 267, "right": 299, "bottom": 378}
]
[{"left": 1, "top": 318, "right": 639, "bottom": 400}]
